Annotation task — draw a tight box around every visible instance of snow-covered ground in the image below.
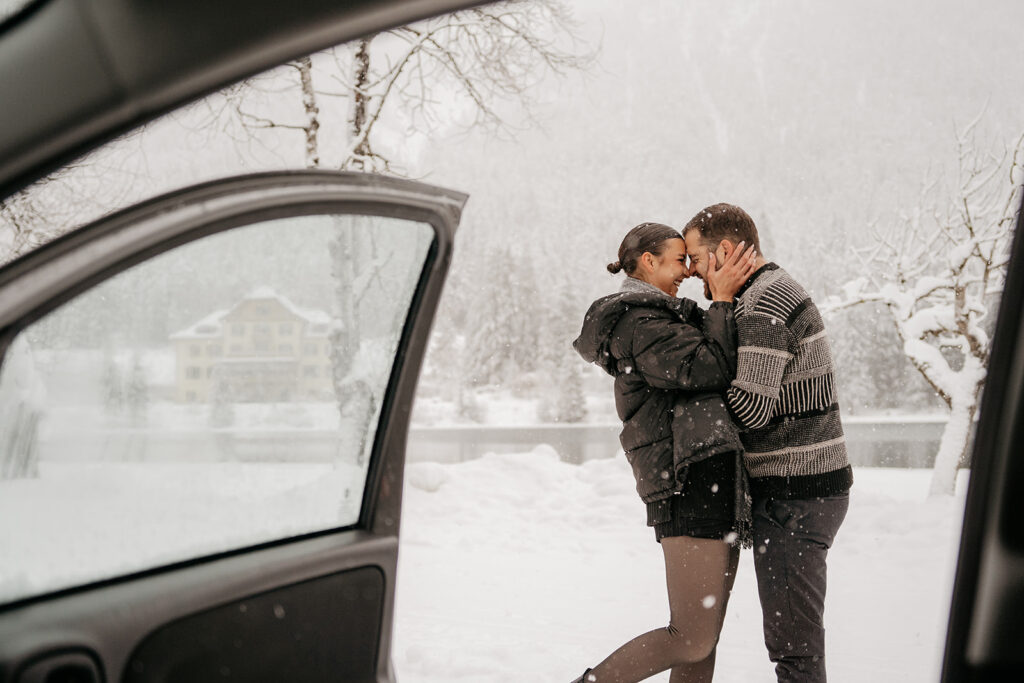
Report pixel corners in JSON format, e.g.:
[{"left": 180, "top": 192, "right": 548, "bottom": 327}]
[
  {"left": 0, "top": 442, "right": 967, "bottom": 682},
  {"left": 0, "top": 462, "right": 363, "bottom": 603},
  {"left": 394, "top": 449, "right": 968, "bottom": 683}
]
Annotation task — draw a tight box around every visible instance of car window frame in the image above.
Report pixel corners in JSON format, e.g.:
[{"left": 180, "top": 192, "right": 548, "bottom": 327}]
[{"left": 0, "top": 169, "right": 465, "bottom": 612}]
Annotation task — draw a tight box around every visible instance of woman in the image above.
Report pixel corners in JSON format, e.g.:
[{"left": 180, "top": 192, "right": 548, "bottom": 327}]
[{"left": 570, "top": 222, "right": 757, "bottom": 683}]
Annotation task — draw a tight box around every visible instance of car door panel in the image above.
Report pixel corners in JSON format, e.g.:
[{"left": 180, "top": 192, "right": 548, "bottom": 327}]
[
  {"left": 0, "top": 170, "right": 465, "bottom": 683},
  {"left": 4, "top": 533, "right": 394, "bottom": 683},
  {"left": 941, "top": 195, "right": 1024, "bottom": 681},
  {"left": 125, "top": 566, "right": 385, "bottom": 683}
]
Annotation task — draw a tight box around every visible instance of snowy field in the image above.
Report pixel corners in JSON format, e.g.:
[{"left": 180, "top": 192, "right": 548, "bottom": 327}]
[
  {"left": 0, "top": 446, "right": 967, "bottom": 682},
  {"left": 0, "top": 462, "right": 364, "bottom": 603},
  {"left": 394, "top": 449, "right": 968, "bottom": 683}
]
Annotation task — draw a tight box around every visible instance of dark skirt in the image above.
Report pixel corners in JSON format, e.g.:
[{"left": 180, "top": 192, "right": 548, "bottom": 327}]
[{"left": 647, "top": 450, "right": 738, "bottom": 543}]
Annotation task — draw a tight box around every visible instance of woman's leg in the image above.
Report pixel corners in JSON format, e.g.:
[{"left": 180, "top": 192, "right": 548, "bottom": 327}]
[
  {"left": 586, "top": 536, "right": 740, "bottom": 683},
  {"left": 668, "top": 545, "right": 740, "bottom": 683}
]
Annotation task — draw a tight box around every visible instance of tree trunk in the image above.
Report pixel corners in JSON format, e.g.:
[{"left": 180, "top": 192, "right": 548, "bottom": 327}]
[
  {"left": 347, "top": 38, "right": 372, "bottom": 167},
  {"left": 928, "top": 395, "right": 978, "bottom": 496},
  {"left": 296, "top": 56, "right": 320, "bottom": 168},
  {"left": 328, "top": 220, "right": 380, "bottom": 467}
]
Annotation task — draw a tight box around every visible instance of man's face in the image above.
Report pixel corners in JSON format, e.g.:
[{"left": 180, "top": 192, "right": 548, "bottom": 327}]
[{"left": 684, "top": 230, "right": 717, "bottom": 300}]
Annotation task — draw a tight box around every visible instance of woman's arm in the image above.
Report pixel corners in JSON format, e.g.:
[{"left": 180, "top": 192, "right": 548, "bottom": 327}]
[
  {"left": 630, "top": 311, "right": 735, "bottom": 392},
  {"left": 697, "top": 301, "right": 738, "bottom": 378}
]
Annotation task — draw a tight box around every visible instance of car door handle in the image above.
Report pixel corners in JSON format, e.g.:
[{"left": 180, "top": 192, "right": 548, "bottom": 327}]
[{"left": 17, "top": 652, "right": 102, "bottom": 683}]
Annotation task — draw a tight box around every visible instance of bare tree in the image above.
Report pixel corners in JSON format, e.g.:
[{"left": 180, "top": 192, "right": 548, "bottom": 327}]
[
  {"left": 824, "top": 120, "right": 1023, "bottom": 495},
  {"left": 222, "top": 1, "right": 594, "bottom": 461},
  {"left": 230, "top": 0, "right": 593, "bottom": 172}
]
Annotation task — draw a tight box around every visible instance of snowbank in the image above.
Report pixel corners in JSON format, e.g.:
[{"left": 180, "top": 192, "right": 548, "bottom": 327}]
[{"left": 395, "top": 450, "right": 967, "bottom": 682}]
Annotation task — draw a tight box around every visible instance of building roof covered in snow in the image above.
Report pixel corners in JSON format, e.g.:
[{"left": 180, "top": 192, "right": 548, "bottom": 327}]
[{"left": 170, "top": 288, "right": 332, "bottom": 340}]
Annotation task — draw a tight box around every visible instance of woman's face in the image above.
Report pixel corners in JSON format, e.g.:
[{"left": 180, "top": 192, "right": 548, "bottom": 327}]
[{"left": 642, "top": 237, "right": 689, "bottom": 296}]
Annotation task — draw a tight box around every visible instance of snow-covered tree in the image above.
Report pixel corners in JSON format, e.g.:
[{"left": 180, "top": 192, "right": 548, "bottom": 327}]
[
  {"left": 463, "top": 245, "right": 542, "bottom": 387},
  {"left": 825, "top": 122, "right": 1022, "bottom": 495},
  {"left": 538, "top": 359, "right": 586, "bottom": 424},
  {"left": 0, "top": 337, "right": 44, "bottom": 479},
  {"left": 125, "top": 354, "right": 149, "bottom": 428},
  {"left": 327, "top": 218, "right": 385, "bottom": 466},
  {"left": 101, "top": 349, "right": 125, "bottom": 418},
  {"left": 208, "top": 367, "right": 235, "bottom": 429},
  {"left": 456, "top": 387, "right": 486, "bottom": 423},
  {"left": 829, "top": 303, "right": 941, "bottom": 416}
]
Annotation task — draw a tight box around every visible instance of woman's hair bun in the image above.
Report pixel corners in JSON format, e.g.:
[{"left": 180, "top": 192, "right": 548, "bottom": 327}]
[{"left": 607, "top": 260, "right": 623, "bottom": 274}]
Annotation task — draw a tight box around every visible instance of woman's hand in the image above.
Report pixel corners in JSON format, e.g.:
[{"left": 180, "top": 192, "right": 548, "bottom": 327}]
[{"left": 706, "top": 241, "right": 758, "bottom": 302}]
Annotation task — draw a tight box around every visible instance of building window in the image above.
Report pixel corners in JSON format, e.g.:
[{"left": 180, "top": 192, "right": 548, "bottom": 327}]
[
  {"left": 254, "top": 340, "right": 271, "bottom": 352},
  {"left": 278, "top": 344, "right": 293, "bottom": 355},
  {"left": 303, "top": 366, "right": 318, "bottom": 378},
  {"left": 303, "top": 343, "right": 318, "bottom": 356},
  {"left": 186, "top": 391, "right": 196, "bottom": 402},
  {"left": 206, "top": 367, "right": 215, "bottom": 378},
  {"left": 279, "top": 323, "right": 293, "bottom": 335},
  {"left": 186, "top": 367, "right": 201, "bottom": 379},
  {"left": 231, "top": 324, "right": 244, "bottom": 336},
  {"left": 255, "top": 323, "right": 271, "bottom": 335},
  {"left": 190, "top": 345, "right": 201, "bottom": 357},
  {"left": 207, "top": 344, "right": 222, "bottom": 356},
  {"left": 230, "top": 344, "right": 243, "bottom": 354}
]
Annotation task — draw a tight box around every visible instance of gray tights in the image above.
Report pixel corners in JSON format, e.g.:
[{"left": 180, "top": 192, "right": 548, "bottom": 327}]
[{"left": 586, "top": 535, "right": 740, "bottom": 683}]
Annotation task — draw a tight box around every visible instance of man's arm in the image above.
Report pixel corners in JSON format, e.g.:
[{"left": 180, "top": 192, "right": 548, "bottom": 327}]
[{"left": 725, "top": 311, "right": 795, "bottom": 430}]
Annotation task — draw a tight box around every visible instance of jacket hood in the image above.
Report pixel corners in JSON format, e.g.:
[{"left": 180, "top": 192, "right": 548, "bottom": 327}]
[{"left": 573, "top": 291, "right": 698, "bottom": 374}]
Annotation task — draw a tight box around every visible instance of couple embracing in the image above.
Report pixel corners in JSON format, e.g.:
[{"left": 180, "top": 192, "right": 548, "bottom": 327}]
[{"left": 571, "top": 205, "right": 854, "bottom": 683}]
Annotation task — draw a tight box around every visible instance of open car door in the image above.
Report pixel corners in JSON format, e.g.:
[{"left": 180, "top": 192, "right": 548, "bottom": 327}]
[
  {"left": 941, "top": 196, "right": 1024, "bottom": 682},
  {"left": 0, "top": 170, "right": 464, "bottom": 683}
]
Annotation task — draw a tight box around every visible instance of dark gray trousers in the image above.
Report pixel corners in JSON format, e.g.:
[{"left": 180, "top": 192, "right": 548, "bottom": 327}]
[{"left": 752, "top": 493, "right": 849, "bottom": 683}]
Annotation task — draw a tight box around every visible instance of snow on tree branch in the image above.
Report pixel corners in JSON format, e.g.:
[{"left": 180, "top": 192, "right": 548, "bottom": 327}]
[{"left": 825, "top": 122, "right": 1022, "bottom": 495}]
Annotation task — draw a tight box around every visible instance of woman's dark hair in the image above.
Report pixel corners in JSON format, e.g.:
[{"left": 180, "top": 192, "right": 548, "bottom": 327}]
[{"left": 607, "top": 222, "right": 683, "bottom": 275}]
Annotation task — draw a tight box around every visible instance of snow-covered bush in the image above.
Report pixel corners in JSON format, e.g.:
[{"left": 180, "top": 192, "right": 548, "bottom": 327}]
[{"left": 0, "top": 337, "right": 46, "bottom": 479}]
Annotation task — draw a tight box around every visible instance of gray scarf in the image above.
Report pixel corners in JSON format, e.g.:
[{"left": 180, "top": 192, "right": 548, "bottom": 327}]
[{"left": 619, "top": 276, "right": 667, "bottom": 296}]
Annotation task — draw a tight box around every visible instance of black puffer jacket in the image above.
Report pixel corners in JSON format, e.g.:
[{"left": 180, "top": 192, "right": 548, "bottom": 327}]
[{"left": 573, "top": 286, "right": 743, "bottom": 504}]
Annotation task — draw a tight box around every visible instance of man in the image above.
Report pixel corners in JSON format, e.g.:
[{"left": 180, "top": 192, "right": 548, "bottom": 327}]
[{"left": 683, "top": 203, "right": 853, "bottom": 683}]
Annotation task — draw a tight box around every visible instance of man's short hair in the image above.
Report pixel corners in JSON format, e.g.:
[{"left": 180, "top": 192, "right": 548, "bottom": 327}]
[{"left": 683, "top": 203, "right": 761, "bottom": 254}]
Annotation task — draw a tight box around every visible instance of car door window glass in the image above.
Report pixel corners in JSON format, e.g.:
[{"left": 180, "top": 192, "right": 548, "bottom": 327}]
[{"left": 0, "top": 212, "right": 433, "bottom": 605}]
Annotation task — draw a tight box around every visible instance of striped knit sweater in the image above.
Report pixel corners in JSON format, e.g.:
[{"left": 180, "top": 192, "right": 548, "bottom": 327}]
[{"left": 725, "top": 263, "right": 853, "bottom": 499}]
